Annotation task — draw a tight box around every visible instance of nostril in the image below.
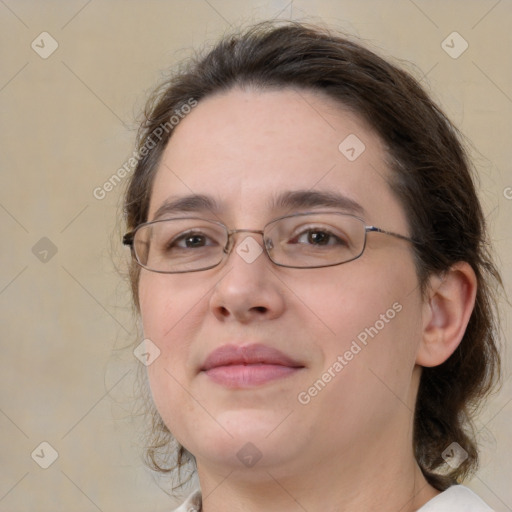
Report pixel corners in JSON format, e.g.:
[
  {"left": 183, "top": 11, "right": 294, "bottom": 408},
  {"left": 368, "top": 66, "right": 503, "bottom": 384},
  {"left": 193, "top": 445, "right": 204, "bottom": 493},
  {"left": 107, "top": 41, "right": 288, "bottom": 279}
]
[
  {"left": 219, "top": 306, "right": 230, "bottom": 317},
  {"left": 253, "top": 306, "right": 268, "bottom": 313}
]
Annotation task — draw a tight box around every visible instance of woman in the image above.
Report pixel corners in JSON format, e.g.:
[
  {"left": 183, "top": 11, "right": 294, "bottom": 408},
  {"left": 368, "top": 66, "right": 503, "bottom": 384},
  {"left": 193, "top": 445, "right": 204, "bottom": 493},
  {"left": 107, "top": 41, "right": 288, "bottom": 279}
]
[{"left": 122, "top": 21, "right": 501, "bottom": 511}]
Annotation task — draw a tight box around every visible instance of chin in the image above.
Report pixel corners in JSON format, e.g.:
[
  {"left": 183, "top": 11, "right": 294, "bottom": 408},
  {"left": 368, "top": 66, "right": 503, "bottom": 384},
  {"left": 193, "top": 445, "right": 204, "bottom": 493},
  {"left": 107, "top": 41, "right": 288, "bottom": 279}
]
[
  {"left": 218, "top": 407, "right": 293, "bottom": 438},
  {"left": 179, "top": 409, "right": 301, "bottom": 470}
]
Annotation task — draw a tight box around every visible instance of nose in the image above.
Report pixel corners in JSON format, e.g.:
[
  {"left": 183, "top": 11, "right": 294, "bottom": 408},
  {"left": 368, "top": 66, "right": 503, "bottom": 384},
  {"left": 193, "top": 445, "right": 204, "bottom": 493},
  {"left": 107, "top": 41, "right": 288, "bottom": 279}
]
[{"left": 209, "top": 232, "right": 286, "bottom": 324}]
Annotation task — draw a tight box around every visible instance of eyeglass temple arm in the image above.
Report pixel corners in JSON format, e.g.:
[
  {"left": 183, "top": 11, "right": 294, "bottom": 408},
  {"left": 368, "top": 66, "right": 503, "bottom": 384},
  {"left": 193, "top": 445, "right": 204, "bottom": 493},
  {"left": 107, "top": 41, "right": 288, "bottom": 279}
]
[
  {"left": 122, "top": 232, "right": 135, "bottom": 246},
  {"left": 365, "top": 226, "right": 417, "bottom": 244}
]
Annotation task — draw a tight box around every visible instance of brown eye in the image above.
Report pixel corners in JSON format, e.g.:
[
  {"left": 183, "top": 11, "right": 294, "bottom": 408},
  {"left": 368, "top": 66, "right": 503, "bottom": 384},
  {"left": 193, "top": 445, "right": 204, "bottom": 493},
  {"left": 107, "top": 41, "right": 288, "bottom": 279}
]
[
  {"left": 291, "top": 228, "right": 347, "bottom": 247},
  {"left": 169, "top": 231, "right": 215, "bottom": 250}
]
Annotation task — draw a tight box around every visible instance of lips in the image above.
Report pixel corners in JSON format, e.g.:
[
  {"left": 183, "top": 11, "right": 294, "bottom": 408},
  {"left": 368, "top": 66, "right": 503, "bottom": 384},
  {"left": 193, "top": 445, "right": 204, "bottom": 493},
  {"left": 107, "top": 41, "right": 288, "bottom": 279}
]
[{"left": 200, "top": 344, "right": 304, "bottom": 388}]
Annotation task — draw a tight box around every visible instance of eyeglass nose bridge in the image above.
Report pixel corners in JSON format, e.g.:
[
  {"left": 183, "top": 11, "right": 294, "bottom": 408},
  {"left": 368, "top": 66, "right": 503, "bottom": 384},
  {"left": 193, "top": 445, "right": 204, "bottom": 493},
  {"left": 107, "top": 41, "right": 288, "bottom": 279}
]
[{"left": 223, "top": 228, "right": 270, "bottom": 256}]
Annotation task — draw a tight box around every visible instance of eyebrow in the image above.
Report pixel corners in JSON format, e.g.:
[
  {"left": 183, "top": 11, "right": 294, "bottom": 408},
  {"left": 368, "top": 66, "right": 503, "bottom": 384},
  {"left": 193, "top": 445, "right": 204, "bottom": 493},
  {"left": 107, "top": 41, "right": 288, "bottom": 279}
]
[
  {"left": 269, "top": 190, "right": 365, "bottom": 217},
  {"left": 151, "top": 189, "right": 365, "bottom": 221},
  {"left": 152, "top": 194, "right": 220, "bottom": 220}
]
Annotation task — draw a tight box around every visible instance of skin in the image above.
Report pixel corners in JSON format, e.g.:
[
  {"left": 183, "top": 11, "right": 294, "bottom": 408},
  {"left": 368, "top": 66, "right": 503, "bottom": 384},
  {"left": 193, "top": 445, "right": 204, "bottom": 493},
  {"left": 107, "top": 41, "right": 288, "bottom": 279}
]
[{"left": 138, "top": 87, "right": 477, "bottom": 511}]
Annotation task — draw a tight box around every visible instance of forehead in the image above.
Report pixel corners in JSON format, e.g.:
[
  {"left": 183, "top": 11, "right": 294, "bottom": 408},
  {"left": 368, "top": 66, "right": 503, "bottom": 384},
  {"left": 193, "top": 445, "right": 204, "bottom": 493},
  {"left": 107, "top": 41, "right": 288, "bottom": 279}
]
[{"left": 148, "top": 87, "right": 407, "bottom": 230}]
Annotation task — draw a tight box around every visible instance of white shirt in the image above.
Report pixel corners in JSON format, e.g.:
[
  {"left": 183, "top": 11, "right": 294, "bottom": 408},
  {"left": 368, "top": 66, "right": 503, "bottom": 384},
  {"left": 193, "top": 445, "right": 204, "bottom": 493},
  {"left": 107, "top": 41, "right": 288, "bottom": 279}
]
[
  {"left": 417, "top": 485, "right": 494, "bottom": 511},
  {"left": 172, "top": 485, "right": 494, "bottom": 511}
]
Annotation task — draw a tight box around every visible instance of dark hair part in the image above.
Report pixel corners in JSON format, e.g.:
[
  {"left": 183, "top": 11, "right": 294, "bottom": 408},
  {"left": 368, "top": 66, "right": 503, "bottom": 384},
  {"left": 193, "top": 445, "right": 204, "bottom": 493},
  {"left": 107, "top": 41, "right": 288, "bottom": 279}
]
[{"left": 124, "top": 21, "right": 502, "bottom": 490}]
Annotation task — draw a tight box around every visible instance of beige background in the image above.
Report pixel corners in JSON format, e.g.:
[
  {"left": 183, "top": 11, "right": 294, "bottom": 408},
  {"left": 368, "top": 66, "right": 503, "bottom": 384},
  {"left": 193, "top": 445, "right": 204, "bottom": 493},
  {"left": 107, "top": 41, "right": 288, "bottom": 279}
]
[{"left": 0, "top": 1, "right": 511, "bottom": 510}]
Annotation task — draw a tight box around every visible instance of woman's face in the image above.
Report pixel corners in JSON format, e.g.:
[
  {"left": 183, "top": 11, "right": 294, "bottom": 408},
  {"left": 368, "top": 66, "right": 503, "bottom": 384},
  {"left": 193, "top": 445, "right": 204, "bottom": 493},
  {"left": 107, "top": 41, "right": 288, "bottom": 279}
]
[{"left": 139, "top": 88, "right": 425, "bottom": 478}]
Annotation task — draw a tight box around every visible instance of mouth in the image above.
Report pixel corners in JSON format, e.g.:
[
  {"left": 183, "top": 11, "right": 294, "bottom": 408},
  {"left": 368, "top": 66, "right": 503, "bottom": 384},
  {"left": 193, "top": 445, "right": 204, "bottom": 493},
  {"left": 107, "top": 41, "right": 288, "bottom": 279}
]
[{"left": 200, "top": 343, "right": 305, "bottom": 388}]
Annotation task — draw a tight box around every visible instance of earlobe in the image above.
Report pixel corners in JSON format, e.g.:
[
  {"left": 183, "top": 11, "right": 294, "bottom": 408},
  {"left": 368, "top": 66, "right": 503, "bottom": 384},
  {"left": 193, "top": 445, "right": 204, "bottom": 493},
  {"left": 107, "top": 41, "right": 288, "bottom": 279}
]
[{"left": 416, "top": 262, "right": 477, "bottom": 368}]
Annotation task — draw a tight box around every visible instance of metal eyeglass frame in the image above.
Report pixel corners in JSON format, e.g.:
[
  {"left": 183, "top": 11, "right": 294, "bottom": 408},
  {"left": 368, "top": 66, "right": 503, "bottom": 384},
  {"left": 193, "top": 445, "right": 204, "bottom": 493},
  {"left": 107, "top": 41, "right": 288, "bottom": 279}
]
[{"left": 122, "top": 211, "right": 418, "bottom": 274}]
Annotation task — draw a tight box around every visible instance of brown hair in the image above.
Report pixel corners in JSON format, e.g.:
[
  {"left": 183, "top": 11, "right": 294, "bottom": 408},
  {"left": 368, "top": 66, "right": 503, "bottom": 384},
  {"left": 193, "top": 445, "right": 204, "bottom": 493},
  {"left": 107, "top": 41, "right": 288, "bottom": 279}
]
[{"left": 124, "top": 21, "right": 502, "bottom": 490}]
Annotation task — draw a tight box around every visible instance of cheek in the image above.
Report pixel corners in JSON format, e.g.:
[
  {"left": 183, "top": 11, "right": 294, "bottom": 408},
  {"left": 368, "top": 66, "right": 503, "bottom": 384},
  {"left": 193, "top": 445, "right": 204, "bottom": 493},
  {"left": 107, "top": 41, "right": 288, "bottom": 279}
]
[
  {"left": 299, "top": 264, "right": 403, "bottom": 330},
  {"left": 138, "top": 273, "right": 206, "bottom": 341},
  {"left": 139, "top": 279, "right": 195, "bottom": 443},
  {"left": 296, "top": 266, "right": 423, "bottom": 436},
  {"left": 139, "top": 274, "right": 175, "bottom": 336},
  {"left": 304, "top": 255, "right": 422, "bottom": 369},
  {"left": 139, "top": 276, "right": 195, "bottom": 402}
]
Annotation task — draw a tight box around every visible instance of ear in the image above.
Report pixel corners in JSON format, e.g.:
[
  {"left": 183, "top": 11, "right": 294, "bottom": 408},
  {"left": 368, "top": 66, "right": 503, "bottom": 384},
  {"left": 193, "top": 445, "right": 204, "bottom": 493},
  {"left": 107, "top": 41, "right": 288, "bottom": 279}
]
[{"left": 416, "top": 262, "right": 477, "bottom": 367}]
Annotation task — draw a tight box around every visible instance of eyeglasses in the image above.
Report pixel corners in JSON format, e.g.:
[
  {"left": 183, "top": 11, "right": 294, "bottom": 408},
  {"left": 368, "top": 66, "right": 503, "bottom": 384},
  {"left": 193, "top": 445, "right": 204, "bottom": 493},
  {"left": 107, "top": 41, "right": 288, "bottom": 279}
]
[{"left": 122, "top": 211, "right": 416, "bottom": 274}]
